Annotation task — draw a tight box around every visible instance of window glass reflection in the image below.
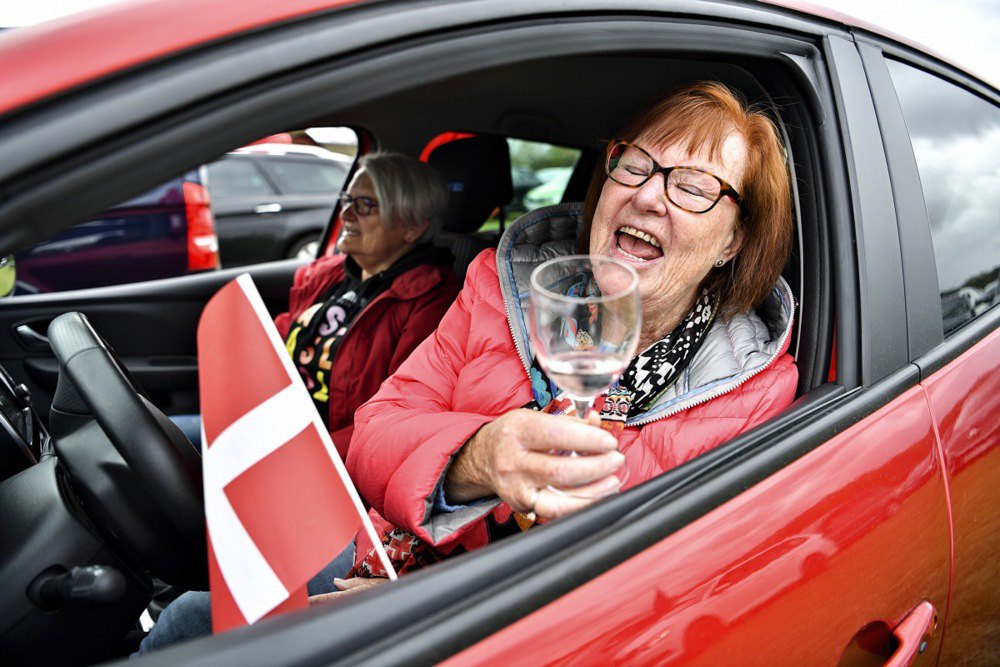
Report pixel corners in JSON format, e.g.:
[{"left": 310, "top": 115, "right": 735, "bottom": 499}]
[{"left": 887, "top": 60, "right": 1000, "bottom": 334}]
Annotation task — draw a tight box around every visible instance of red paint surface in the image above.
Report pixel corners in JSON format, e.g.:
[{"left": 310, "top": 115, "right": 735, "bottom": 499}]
[
  {"left": 446, "top": 386, "right": 951, "bottom": 665},
  {"left": 923, "top": 327, "right": 1000, "bottom": 665},
  {"left": 0, "top": 0, "right": 361, "bottom": 117}
]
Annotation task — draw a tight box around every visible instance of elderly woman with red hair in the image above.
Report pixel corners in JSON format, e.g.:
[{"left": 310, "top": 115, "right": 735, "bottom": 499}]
[{"left": 345, "top": 81, "right": 798, "bottom": 576}]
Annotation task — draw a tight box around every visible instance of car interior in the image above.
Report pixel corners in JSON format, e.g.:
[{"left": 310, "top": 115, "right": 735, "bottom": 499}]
[{"left": 0, "top": 29, "right": 840, "bottom": 665}]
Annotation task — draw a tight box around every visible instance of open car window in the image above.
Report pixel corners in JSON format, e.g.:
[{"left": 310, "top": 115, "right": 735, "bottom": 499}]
[{"left": 8, "top": 128, "right": 357, "bottom": 295}]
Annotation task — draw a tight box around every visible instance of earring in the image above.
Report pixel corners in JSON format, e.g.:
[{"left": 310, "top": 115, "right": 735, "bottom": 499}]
[{"left": 714, "top": 259, "right": 725, "bottom": 268}]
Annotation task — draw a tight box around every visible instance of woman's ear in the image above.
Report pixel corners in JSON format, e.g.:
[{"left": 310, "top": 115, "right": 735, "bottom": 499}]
[
  {"left": 721, "top": 223, "right": 744, "bottom": 262},
  {"left": 405, "top": 220, "right": 430, "bottom": 243}
]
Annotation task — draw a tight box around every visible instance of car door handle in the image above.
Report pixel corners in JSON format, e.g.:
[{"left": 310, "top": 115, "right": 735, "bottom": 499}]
[
  {"left": 16, "top": 324, "right": 50, "bottom": 351},
  {"left": 253, "top": 203, "right": 282, "bottom": 214},
  {"left": 885, "top": 601, "right": 936, "bottom": 667}
]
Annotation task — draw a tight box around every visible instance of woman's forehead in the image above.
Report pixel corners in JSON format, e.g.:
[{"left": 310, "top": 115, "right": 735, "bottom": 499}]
[{"left": 348, "top": 169, "right": 374, "bottom": 192}]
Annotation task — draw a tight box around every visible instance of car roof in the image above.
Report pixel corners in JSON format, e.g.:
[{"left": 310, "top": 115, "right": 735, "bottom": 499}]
[{"left": 0, "top": 0, "right": 978, "bottom": 121}]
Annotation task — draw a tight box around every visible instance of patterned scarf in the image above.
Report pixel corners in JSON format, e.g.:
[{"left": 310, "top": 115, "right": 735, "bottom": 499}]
[{"left": 350, "top": 289, "right": 719, "bottom": 578}]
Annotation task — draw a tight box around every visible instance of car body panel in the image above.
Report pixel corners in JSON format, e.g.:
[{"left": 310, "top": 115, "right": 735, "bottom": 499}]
[
  {"left": 445, "top": 384, "right": 951, "bottom": 665},
  {"left": 923, "top": 327, "right": 1000, "bottom": 664},
  {"left": 0, "top": 0, "right": 363, "bottom": 117}
]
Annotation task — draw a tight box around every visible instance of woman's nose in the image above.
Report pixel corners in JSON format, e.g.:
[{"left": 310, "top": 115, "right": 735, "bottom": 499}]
[{"left": 632, "top": 173, "right": 668, "bottom": 215}]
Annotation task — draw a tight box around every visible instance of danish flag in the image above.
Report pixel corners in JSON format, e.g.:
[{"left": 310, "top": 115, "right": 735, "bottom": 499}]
[{"left": 198, "top": 274, "right": 396, "bottom": 633}]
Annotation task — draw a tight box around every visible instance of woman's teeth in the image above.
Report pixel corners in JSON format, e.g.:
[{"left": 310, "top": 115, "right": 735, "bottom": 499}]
[
  {"left": 619, "top": 226, "right": 661, "bottom": 248},
  {"left": 615, "top": 225, "right": 664, "bottom": 262}
]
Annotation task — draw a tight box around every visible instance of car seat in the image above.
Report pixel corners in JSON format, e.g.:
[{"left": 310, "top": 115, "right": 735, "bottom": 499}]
[{"left": 422, "top": 133, "right": 514, "bottom": 283}]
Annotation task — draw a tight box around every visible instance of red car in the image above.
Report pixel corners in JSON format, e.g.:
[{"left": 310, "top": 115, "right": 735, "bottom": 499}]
[{"left": 0, "top": 1, "right": 997, "bottom": 665}]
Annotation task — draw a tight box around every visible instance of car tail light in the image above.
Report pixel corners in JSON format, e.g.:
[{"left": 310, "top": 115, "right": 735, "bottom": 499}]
[{"left": 183, "top": 181, "right": 220, "bottom": 271}]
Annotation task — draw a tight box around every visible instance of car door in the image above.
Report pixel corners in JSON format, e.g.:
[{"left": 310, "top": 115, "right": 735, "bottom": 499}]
[
  {"left": 868, "top": 46, "right": 1000, "bottom": 665},
  {"left": 0, "top": 262, "right": 300, "bottom": 419},
  {"left": 205, "top": 155, "right": 287, "bottom": 268}
]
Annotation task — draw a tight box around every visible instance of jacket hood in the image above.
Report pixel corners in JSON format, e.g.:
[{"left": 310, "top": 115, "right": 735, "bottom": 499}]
[{"left": 496, "top": 203, "right": 795, "bottom": 424}]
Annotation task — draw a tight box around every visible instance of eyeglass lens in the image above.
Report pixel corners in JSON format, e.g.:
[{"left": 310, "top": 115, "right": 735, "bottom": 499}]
[
  {"left": 340, "top": 193, "right": 375, "bottom": 215},
  {"left": 607, "top": 143, "right": 724, "bottom": 213}
]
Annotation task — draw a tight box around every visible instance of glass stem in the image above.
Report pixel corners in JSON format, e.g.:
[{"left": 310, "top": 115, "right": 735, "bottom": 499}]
[{"left": 573, "top": 397, "right": 593, "bottom": 420}]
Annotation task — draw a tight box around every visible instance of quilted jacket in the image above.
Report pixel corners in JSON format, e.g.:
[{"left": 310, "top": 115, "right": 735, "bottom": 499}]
[
  {"left": 348, "top": 203, "right": 797, "bottom": 554},
  {"left": 274, "top": 251, "right": 459, "bottom": 458}
]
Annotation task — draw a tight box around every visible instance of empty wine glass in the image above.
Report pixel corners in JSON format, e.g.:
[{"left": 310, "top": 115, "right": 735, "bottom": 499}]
[{"left": 528, "top": 254, "right": 640, "bottom": 496}]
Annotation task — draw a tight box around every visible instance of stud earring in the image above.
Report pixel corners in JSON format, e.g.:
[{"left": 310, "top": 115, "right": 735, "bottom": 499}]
[{"left": 714, "top": 258, "right": 725, "bottom": 268}]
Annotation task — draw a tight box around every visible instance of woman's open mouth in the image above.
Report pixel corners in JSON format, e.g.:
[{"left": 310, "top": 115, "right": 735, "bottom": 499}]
[{"left": 614, "top": 225, "right": 663, "bottom": 262}]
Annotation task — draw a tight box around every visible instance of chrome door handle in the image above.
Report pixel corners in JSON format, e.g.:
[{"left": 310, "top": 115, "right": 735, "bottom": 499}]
[
  {"left": 885, "top": 601, "right": 936, "bottom": 667},
  {"left": 253, "top": 203, "right": 282, "bottom": 214}
]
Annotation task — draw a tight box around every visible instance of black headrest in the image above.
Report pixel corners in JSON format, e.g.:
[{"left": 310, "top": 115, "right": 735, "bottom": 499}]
[{"left": 425, "top": 134, "right": 514, "bottom": 234}]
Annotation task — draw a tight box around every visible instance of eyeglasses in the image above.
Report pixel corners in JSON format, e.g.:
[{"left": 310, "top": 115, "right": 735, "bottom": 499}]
[
  {"left": 605, "top": 141, "right": 747, "bottom": 216},
  {"left": 338, "top": 192, "right": 379, "bottom": 216}
]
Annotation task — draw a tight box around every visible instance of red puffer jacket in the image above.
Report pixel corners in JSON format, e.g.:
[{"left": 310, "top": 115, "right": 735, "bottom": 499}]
[
  {"left": 349, "top": 204, "right": 798, "bottom": 556},
  {"left": 274, "top": 252, "right": 459, "bottom": 458}
]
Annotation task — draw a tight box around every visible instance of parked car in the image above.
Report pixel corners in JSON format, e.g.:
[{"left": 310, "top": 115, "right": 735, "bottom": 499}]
[
  {"left": 12, "top": 168, "right": 219, "bottom": 294},
  {"left": 207, "top": 143, "right": 352, "bottom": 266},
  {"left": 0, "top": 1, "right": 997, "bottom": 666}
]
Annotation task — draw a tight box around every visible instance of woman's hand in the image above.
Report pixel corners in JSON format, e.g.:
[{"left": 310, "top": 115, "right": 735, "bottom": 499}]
[
  {"left": 308, "top": 577, "right": 390, "bottom": 606},
  {"left": 444, "top": 409, "right": 624, "bottom": 520}
]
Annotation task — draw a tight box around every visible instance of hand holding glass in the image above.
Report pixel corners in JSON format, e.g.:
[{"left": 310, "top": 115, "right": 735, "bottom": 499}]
[{"left": 528, "top": 255, "right": 640, "bottom": 496}]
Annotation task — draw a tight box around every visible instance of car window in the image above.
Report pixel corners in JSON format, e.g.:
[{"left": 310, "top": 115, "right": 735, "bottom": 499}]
[
  {"left": 8, "top": 128, "right": 357, "bottom": 294},
  {"left": 480, "top": 138, "right": 581, "bottom": 232},
  {"left": 205, "top": 158, "right": 275, "bottom": 199},
  {"left": 887, "top": 61, "right": 1000, "bottom": 335},
  {"left": 262, "top": 157, "right": 349, "bottom": 195}
]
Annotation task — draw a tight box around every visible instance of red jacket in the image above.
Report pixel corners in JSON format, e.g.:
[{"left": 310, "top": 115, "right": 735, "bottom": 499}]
[
  {"left": 349, "top": 203, "right": 798, "bottom": 557},
  {"left": 274, "top": 253, "right": 459, "bottom": 458}
]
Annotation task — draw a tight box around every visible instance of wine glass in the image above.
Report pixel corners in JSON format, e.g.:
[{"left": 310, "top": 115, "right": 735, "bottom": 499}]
[{"left": 528, "top": 254, "right": 640, "bottom": 496}]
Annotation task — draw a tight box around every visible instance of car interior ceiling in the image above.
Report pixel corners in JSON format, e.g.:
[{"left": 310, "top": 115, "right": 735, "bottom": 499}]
[{"left": 315, "top": 53, "right": 826, "bottom": 395}]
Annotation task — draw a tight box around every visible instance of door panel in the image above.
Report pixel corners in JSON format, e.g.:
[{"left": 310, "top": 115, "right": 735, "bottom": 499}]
[
  {"left": 0, "top": 261, "right": 300, "bottom": 417},
  {"left": 924, "top": 328, "right": 1000, "bottom": 665},
  {"left": 445, "top": 385, "right": 950, "bottom": 665}
]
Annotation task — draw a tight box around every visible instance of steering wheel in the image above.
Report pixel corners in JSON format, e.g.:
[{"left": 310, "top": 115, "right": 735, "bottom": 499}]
[{"left": 47, "top": 312, "right": 206, "bottom": 588}]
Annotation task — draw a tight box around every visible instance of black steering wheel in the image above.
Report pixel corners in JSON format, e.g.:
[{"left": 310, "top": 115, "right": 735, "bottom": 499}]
[{"left": 47, "top": 312, "right": 206, "bottom": 588}]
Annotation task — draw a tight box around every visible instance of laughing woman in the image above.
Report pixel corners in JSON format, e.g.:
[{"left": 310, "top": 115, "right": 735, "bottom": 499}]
[{"left": 346, "top": 82, "right": 798, "bottom": 575}]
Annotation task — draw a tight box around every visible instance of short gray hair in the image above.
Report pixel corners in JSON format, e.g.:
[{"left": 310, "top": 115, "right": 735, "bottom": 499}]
[{"left": 359, "top": 153, "right": 447, "bottom": 243}]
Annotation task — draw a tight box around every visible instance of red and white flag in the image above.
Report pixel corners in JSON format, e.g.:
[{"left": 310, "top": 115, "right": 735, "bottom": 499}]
[{"left": 198, "top": 274, "right": 396, "bottom": 633}]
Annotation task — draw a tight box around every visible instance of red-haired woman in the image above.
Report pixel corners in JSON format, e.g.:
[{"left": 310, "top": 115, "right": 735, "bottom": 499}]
[{"left": 345, "top": 81, "right": 798, "bottom": 580}]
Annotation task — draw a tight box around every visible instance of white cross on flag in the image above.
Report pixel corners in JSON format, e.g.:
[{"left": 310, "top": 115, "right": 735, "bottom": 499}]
[{"left": 198, "top": 274, "right": 396, "bottom": 633}]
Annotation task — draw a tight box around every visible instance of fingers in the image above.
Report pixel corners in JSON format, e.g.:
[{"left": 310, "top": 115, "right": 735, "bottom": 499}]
[
  {"left": 530, "top": 475, "right": 622, "bottom": 520},
  {"left": 307, "top": 577, "right": 391, "bottom": 605},
  {"left": 519, "top": 412, "right": 619, "bottom": 455},
  {"left": 522, "top": 449, "right": 625, "bottom": 489}
]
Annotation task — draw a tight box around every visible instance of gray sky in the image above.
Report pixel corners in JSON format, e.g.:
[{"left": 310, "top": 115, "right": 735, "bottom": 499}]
[{"left": 2, "top": 1, "right": 996, "bottom": 86}]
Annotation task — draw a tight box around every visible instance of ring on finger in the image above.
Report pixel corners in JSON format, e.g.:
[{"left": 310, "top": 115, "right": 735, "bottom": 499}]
[{"left": 524, "top": 487, "right": 541, "bottom": 522}]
